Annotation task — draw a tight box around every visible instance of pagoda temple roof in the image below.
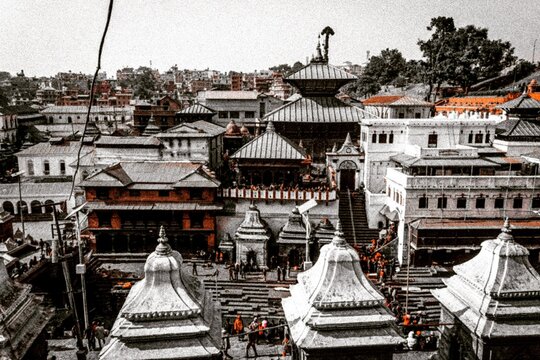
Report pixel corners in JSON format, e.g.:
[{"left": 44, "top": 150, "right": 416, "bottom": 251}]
[
  {"left": 432, "top": 219, "right": 540, "bottom": 339},
  {"left": 263, "top": 96, "right": 365, "bottom": 124},
  {"left": 234, "top": 204, "right": 271, "bottom": 242},
  {"left": 230, "top": 122, "right": 306, "bottom": 160},
  {"left": 100, "top": 227, "right": 221, "bottom": 359},
  {"left": 286, "top": 62, "right": 357, "bottom": 82},
  {"left": 496, "top": 118, "right": 540, "bottom": 138},
  {"left": 496, "top": 91, "right": 540, "bottom": 110},
  {"left": 282, "top": 222, "right": 402, "bottom": 351}
]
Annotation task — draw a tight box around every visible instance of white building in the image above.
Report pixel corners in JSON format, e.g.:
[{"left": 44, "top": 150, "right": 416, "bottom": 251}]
[
  {"left": 154, "top": 120, "right": 225, "bottom": 171},
  {"left": 362, "top": 95, "right": 433, "bottom": 119},
  {"left": 41, "top": 105, "right": 133, "bottom": 125}
]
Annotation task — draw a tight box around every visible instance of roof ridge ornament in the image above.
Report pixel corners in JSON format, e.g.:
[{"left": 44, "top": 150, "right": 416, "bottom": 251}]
[
  {"left": 331, "top": 220, "right": 346, "bottom": 246},
  {"left": 266, "top": 121, "right": 275, "bottom": 132},
  {"left": 497, "top": 217, "right": 514, "bottom": 242},
  {"left": 155, "top": 225, "right": 172, "bottom": 255}
]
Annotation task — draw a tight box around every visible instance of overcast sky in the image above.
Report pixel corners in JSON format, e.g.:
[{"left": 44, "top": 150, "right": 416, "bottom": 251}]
[{"left": 2, "top": 0, "right": 539, "bottom": 77}]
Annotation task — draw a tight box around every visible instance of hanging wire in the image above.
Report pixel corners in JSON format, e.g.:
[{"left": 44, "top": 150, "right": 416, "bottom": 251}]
[{"left": 69, "top": 0, "right": 115, "bottom": 199}]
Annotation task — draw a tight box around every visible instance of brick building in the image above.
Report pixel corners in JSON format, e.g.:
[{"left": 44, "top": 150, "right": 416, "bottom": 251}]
[
  {"left": 133, "top": 95, "right": 184, "bottom": 132},
  {"left": 80, "top": 161, "right": 222, "bottom": 255}
]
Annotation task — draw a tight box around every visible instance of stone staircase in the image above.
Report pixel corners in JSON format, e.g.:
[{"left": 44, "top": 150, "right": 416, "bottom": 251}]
[
  {"left": 385, "top": 266, "right": 447, "bottom": 325},
  {"left": 203, "top": 279, "right": 293, "bottom": 323},
  {"left": 338, "top": 190, "right": 380, "bottom": 247}
]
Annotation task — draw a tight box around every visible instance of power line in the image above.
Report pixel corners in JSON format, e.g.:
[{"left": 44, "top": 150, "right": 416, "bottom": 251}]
[{"left": 69, "top": 0, "right": 115, "bottom": 199}]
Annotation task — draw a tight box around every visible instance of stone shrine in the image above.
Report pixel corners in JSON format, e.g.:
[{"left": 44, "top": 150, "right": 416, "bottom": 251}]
[
  {"left": 282, "top": 222, "right": 403, "bottom": 359},
  {"left": 277, "top": 207, "right": 312, "bottom": 268},
  {"left": 432, "top": 219, "right": 540, "bottom": 360},
  {"left": 233, "top": 204, "right": 271, "bottom": 269},
  {"left": 0, "top": 256, "right": 53, "bottom": 360},
  {"left": 100, "top": 227, "right": 221, "bottom": 359}
]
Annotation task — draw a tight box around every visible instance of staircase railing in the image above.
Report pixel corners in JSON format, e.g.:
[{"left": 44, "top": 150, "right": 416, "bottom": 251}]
[{"left": 347, "top": 189, "right": 357, "bottom": 246}]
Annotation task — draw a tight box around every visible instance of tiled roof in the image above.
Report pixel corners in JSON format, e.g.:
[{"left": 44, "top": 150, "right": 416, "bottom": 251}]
[
  {"left": 286, "top": 63, "right": 357, "bottom": 81},
  {"left": 231, "top": 122, "right": 306, "bottom": 160},
  {"left": 177, "top": 103, "right": 216, "bottom": 115},
  {"left": 363, "top": 95, "right": 432, "bottom": 106},
  {"left": 95, "top": 136, "right": 162, "bottom": 147},
  {"left": 198, "top": 90, "right": 259, "bottom": 100},
  {"left": 80, "top": 161, "right": 220, "bottom": 188},
  {"left": 497, "top": 119, "right": 540, "bottom": 138},
  {"left": 497, "top": 92, "right": 540, "bottom": 110},
  {"left": 16, "top": 141, "right": 92, "bottom": 157},
  {"left": 362, "top": 95, "right": 403, "bottom": 105},
  {"left": 0, "top": 182, "right": 73, "bottom": 197},
  {"left": 158, "top": 120, "right": 225, "bottom": 138},
  {"left": 263, "top": 96, "right": 364, "bottom": 123}
]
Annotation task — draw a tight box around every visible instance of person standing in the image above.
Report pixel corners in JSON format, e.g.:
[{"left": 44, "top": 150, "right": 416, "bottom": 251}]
[
  {"left": 246, "top": 318, "right": 259, "bottom": 358},
  {"left": 94, "top": 321, "right": 106, "bottom": 349},
  {"left": 262, "top": 267, "right": 267, "bottom": 282},
  {"left": 282, "top": 334, "right": 291, "bottom": 358},
  {"left": 39, "top": 239, "right": 44, "bottom": 255},
  {"left": 233, "top": 314, "right": 244, "bottom": 341},
  {"left": 84, "top": 323, "right": 96, "bottom": 351},
  {"left": 234, "top": 263, "right": 240, "bottom": 281},
  {"left": 192, "top": 261, "right": 198, "bottom": 276},
  {"left": 221, "top": 329, "right": 232, "bottom": 359},
  {"left": 228, "top": 264, "right": 234, "bottom": 281},
  {"left": 276, "top": 265, "right": 282, "bottom": 282}
]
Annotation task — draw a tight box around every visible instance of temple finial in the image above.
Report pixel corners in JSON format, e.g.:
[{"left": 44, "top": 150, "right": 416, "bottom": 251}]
[
  {"left": 498, "top": 217, "right": 514, "bottom": 242},
  {"left": 344, "top": 132, "right": 352, "bottom": 146},
  {"left": 332, "top": 220, "right": 346, "bottom": 245},
  {"left": 156, "top": 226, "right": 172, "bottom": 254},
  {"left": 266, "top": 121, "right": 275, "bottom": 132}
]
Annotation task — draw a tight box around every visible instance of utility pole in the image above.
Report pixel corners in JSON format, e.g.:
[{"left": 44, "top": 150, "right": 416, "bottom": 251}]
[
  {"left": 52, "top": 204, "right": 86, "bottom": 358},
  {"left": 12, "top": 170, "right": 25, "bottom": 242}
]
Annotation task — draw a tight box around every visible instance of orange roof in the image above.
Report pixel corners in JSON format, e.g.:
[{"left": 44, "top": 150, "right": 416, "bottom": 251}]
[{"left": 362, "top": 95, "right": 403, "bottom": 105}]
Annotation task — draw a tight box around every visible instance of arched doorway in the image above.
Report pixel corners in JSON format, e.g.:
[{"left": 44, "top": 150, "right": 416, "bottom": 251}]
[
  {"left": 2, "top": 201, "right": 14, "bottom": 214},
  {"left": 339, "top": 160, "right": 357, "bottom": 190},
  {"left": 31, "top": 200, "right": 42, "bottom": 214}
]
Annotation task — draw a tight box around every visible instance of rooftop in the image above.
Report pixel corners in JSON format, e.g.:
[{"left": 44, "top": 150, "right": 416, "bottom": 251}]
[
  {"left": 80, "top": 161, "right": 220, "bottom": 188},
  {"left": 176, "top": 103, "right": 216, "bottom": 115},
  {"left": 16, "top": 141, "right": 92, "bottom": 157},
  {"left": 231, "top": 122, "right": 306, "bottom": 161},
  {"left": 158, "top": 120, "right": 225, "bottom": 138},
  {"left": 94, "top": 136, "right": 162, "bottom": 147},
  {"left": 363, "top": 95, "right": 433, "bottom": 107},
  {"left": 263, "top": 96, "right": 365, "bottom": 123},
  {"left": 198, "top": 90, "right": 259, "bottom": 100}
]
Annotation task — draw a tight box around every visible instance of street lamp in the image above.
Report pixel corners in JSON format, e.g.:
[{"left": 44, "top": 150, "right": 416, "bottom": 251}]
[
  {"left": 11, "top": 170, "right": 25, "bottom": 242},
  {"left": 297, "top": 198, "right": 318, "bottom": 270}
]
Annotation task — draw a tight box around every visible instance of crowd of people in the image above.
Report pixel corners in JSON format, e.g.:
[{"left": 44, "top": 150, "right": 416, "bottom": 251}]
[{"left": 223, "top": 314, "right": 291, "bottom": 358}]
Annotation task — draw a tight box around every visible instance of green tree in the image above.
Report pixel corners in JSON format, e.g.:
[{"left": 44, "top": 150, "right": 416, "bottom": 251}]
[
  {"left": 269, "top": 64, "right": 292, "bottom": 73},
  {"left": 418, "top": 17, "right": 516, "bottom": 98},
  {"left": 134, "top": 67, "right": 158, "bottom": 100},
  {"left": 364, "top": 48, "right": 407, "bottom": 86}
]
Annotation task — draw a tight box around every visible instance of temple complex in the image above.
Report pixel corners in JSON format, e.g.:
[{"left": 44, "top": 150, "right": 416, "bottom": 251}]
[
  {"left": 263, "top": 32, "right": 367, "bottom": 161},
  {"left": 326, "top": 132, "right": 364, "bottom": 190},
  {"left": 432, "top": 219, "right": 540, "bottom": 360},
  {"left": 0, "top": 257, "right": 53, "bottom": 360},
  {"left": 100, "top": 226, "right": 222, "bottom": 359},
  {"left": 233, "top": 204, "right": 271, "bottom": 269},
  {"left": 282, "top": 222, "right": 402, "bottom": 359}
]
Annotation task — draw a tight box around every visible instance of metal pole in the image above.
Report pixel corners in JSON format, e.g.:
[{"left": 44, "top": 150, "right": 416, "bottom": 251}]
[
  {"left": 53, "top": 206, "right": 83, "bottom": 347},
  {"left": 75, "top": 212, "right": 89, "bottom": 331},
  {"left": 17, "top": 174, "right": 25, "bottom": 242}
]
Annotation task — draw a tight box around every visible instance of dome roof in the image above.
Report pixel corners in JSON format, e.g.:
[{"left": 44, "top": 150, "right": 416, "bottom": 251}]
[
  {"left": 120, "top": 226, "right": 202, "bottom": 320},
  {"left": 240, "top": 124, "right": 250, "bottom": 136},
  {"left": 225, "top": 120, "right": 241, "bottom": 136},
  {"left": 296, "top": 222, "right": 384, "bottom": 309}
]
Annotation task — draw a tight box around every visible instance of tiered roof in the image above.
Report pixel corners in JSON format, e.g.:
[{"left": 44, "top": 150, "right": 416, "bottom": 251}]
[
  {"left": 432, "top": 219, "right": 540, "bottom": 339},
  {"left": 282, "top": 222, "right": 402, "bottom": 353},
  {"left": 277, "top": 207, "right": 309, "bottom": 245},
  {"left": 157, "top": 120, "right": 225, "bottom": 138},
  {"left": 230, "top": 122, "right": 306, "bottom": 161},
  {"left": 100, "top": 227, "right": 221, "bottom": 359}
]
